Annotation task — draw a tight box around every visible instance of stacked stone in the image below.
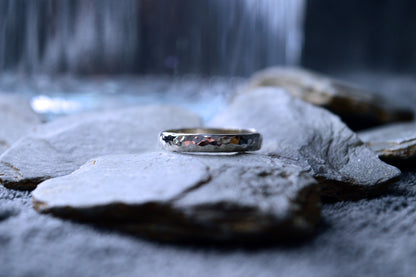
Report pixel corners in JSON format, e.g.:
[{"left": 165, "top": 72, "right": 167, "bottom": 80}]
[{"left": 1, "top": 68, "right": 415, "bottom": 243}]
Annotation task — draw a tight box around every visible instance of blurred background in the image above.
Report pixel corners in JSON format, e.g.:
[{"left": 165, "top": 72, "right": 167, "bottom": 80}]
[
  {"left": 304, "top": 0, "right": 416, "bottom": 73},
  {"left": 0, "top": 0, "right": 415, "bottom": 118},
  {"left": 0, "top": 0, "right": 305, "bottom": 76}
]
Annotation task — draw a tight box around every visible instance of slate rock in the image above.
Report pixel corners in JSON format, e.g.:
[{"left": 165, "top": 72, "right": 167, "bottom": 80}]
[
  {"left": 0, "top": 94, "right": 41, "bottom": 154},
  {"left": 0, "top": 105, "right": 201, "bottom": 190},
  {"left": 32, "top": 152, "right": 320, "bottom": 243},
  {"left": 242, "top": 67, "right": 413, "bottom": 130},
  {"left": 210, "top": 88, "right": 401, "bottom": 201},
  {"left": 359, "top": 122, "right": 416, "bottom": 164}
]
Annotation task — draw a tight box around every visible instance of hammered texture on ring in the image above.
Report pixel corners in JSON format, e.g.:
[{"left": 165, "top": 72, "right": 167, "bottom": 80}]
[{"left": 159, "top": 128, "right": 262, "bottom": 153}]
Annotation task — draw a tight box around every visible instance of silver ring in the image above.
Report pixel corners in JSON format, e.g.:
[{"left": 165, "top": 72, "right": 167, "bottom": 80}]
[{"left": 160, "top": 128, "right": 262, "bottom": 153}]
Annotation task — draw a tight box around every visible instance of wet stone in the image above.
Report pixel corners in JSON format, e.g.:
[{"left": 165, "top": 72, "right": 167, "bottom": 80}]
[
  {"left": 0, "top": 105, "right": 201, "bottom": 190},
  {"left": 32, "top": 152, "right": 320, "bottom": 243},
  {"left": 0, "top": 94, "right": 41, "bottom": 154},
  {"left": 359, "top": 122, "right": 416, "bottom": 164},
  {"left": 242, "top": 67, "right": 413, "bottom": 130},
  {"left": 210, "top": 88, "right": 401, "bottom": 201}
]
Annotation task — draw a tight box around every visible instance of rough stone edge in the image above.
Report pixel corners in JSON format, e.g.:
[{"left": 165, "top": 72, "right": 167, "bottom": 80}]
[
  {"left": 32, "top": 164, "right": 321, "bottom": 244},
  {"left": 0, "top": 160, "right": 50, "bottom": 191},
  {"left": 317, "top": 173, "right": 401, "bottom": 202},
  {"left": 242, "top": 67, "right": 414, "bottom": 128},
  {"left": 0, "top": 104, "right": 203, "bottom": 190},
  {"left": 217, "top": 88, "right": 402, "bottom": 201},
  {"left": 365, "top": 141, "right": 416, "bottom": 163}
]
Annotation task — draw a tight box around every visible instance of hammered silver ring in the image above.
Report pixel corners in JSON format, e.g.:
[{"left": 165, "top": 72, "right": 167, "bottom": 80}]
[{"left": 159, "top": 128, "right": 262, "bottom": 153}]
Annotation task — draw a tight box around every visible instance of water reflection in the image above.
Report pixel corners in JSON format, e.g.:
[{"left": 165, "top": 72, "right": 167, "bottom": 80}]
[{"left": 0, "top": 74, "right": 243, "bottom": 121}]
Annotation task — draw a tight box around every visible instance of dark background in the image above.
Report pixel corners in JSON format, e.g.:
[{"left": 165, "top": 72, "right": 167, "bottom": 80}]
[{"left": 303, "top": 0, "right": 416, "bottom": 73}]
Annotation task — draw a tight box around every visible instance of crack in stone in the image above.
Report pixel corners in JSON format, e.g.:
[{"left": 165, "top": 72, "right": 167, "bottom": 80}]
[
  {"left": 1, "top": 161, "right": 23, "bottom": 178},
  {"left": 36, "top": 137, "right": 64, "bottom": 154},
  {"left": 169, "top": 173, "right": 212, "bottom": 203}
]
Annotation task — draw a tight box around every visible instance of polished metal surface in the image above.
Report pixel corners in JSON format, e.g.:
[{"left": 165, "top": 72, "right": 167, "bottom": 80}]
[{"left": 160, "top": 128, "right": 262, "bottom": 153}]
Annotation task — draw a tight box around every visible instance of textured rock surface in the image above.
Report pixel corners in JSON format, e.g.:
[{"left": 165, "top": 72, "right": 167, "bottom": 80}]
[
  {"left": 242, "top": 67, "right": 413, "bottom": 130},
  {"left": 0, "top": 94, "right": 41, "bottom": 154},
  {"left": 32, "top": 152, "right": 320, "bottom": 243},
  {"left": 1, "top": 170, "right": 416, "bottom": 277},
  {"left": 1, "top": 72, "right": 415, "bottom": 277},
  {"left": 0, "top": 105, "right": 201, "bottom": 190},
  {"left": 359, "top": 122, "right": 416, "bottom": 163},
  {"left": 210, "top": 88, "right": 401, "bottom": 200}
]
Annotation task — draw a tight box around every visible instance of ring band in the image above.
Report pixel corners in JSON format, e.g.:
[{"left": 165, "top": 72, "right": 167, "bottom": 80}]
[{"left": 160, "top": 128, "right": 262, "bottom": 153}]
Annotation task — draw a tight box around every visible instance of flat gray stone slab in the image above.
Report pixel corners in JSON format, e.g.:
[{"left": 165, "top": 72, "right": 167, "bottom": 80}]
[
  {"left": 0, "top": 105, "right": 201, "bottom": 190},
  {"left": 210, "top": 88, "right": 401, "bottom": 200},
  {"left": 242, "top": 67, "right": 413, "bottom": 130},
  {"left": 32, "top": 152, "right": 320, "bottom": 243},
  {"left": 359, "top": 122, "right": 416, "bottom": 163},
  {"left": 0, "top": 94, "right": 41, "bottom": 154}
]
